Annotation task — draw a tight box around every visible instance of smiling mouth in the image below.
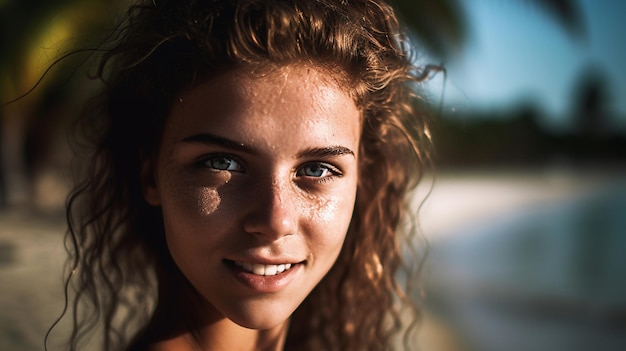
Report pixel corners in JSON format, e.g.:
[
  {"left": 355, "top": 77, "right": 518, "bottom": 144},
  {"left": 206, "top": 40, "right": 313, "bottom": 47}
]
[{"left": 229, "top": 260, "right": 297, "bottom": 276}]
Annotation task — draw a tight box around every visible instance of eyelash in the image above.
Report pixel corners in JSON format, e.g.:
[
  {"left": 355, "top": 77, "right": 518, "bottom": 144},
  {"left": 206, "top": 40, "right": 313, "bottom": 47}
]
[
  {"left": 296, "top": 162, "right": 342, "bottom": 182},
  {"left": 201, "top": 154, "right": 245, "bottom": 172},
  {"left": 198, "top": 155, "right": 342, "bottom": 182}
]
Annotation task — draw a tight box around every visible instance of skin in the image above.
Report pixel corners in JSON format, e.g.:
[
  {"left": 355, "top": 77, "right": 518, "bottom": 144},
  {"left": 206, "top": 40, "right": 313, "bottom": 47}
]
[{"left": 142, "top": 64, "right": 361, "bottom": 351}]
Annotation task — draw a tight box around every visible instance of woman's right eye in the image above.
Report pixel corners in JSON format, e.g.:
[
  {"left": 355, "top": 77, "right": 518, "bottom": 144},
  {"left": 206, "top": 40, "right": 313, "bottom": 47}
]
[{"left": 203, "top": 155, "right": 244, "bottom": 172}]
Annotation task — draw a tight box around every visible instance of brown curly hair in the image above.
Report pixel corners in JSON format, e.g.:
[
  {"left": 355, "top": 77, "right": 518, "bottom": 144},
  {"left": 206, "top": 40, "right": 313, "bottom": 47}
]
[{"left": 56, "top": 0, "right": 433, "bottom": 350}]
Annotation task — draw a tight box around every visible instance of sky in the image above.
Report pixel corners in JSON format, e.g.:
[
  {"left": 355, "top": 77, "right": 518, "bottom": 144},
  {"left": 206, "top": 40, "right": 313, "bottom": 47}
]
[{"left": 429, "top": 0, "right": 626, "bottom": 131}]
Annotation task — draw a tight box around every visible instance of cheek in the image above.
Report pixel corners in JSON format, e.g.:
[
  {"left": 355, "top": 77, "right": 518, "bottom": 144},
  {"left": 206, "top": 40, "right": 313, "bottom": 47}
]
[
  {"left": 313, "top": 196, "right": 350, "bottom": 225},
  {"left": 160, "top": 184, "right": 228, "bottom": 280},
  {"left": 197, "top": 187, "right": 221, "bottom": 215},
  {"left": 304, "top": 177, "right": 358, "bottom": 227},
  {"left": 158, "top": 174, "right": 226, "bottom": 258},
  {"left": 160, "top": 167, "right": 223, "bottom": 220},
  {"left": 305, "top": 191, "right": 357, "bottom": 259}
]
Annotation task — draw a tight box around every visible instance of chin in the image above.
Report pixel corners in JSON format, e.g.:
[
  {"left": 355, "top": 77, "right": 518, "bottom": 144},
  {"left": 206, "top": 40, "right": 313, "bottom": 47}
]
[
  {"left": 225, "top": 304, "right": 295, "bottom": 331},
  {"left": 230, "top": 315, "right": 289, "bottom": 331}
]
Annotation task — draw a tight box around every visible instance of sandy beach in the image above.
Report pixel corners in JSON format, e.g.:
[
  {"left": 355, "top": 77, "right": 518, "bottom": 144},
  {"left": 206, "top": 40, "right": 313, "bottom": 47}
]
[{"left": 0, "top": 210, "right": 67, "bottom": 351}]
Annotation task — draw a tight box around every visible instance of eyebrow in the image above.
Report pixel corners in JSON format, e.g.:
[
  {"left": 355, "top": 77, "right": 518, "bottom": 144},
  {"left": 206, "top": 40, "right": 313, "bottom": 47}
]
[
  {"left": 180, "top": 133, "right": 354, "bottom": 158},
  {"left": 297, "top": 146, "right": 355, "bottom": 159},
  {"left": 180, "top": 133, "right": 257, "bottom": 155}
]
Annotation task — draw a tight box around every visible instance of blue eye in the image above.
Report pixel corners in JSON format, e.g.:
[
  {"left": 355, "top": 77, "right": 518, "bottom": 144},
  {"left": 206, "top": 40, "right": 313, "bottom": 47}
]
[
  {"left": 297, "top": 162, "right": 340, "bottom": 178},
  {"left": 204, "top": 155, "right": 243, "bottom": 171}
]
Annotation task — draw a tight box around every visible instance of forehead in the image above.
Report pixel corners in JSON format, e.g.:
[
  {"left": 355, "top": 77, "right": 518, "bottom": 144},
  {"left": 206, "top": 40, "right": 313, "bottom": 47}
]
[
  {"left": 180, "top": 64, "right": 356, "bottom": 114},
  {"left": 181, "top": 62, "right": 358, "bottom": 102},
  {"left": 163, "top": 64, "right": 362, "bottom": 153},
  {"left": 244, "top": 63, "right": 354, "bottom": 92}
]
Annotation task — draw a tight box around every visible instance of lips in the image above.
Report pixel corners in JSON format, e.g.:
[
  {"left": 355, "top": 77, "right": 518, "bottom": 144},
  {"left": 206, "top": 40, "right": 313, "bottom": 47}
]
[
  {"left": 233, "top": 261, "right": 293, "bottom": 276},
  {"left": 225, "top": 259, "right": 303, "bottom": 293}
]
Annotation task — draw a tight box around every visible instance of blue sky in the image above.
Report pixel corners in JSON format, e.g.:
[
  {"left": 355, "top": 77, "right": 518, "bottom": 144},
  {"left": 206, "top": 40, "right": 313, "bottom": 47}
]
[{"left": 429, "top": 0, "right": 626, "bottom": 131}]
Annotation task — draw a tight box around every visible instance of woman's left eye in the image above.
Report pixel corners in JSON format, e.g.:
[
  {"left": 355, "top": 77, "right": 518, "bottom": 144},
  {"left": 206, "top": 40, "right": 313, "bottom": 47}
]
[
  {"left": 203, "top": 155, "right": 244, "bottom": 171},
  {"left": 296, "top": 162, "right": 340, "bottom": 178}
]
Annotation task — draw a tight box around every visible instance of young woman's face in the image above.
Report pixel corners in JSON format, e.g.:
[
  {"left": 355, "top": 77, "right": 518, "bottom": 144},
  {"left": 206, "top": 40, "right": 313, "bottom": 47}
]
[{"left": 143, "top": 65, "right": 360, "bottom": 330}]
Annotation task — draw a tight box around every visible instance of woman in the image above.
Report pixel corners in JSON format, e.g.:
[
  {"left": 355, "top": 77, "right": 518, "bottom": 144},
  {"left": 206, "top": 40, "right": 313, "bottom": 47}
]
[{"left": 57, "top": 0, "right": 432, "bottom": 350}]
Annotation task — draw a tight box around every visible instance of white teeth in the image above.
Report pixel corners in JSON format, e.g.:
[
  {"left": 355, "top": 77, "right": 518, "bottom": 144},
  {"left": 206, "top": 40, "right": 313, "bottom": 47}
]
[
  {"left": 252, "top": 263, "right": 265, "bottom": 275},
  {"left": 265, "top": 265, "right": 277, "bottom": 275},
  {"left": 234, "top": 261, "right": 295, "bottom": 276}
]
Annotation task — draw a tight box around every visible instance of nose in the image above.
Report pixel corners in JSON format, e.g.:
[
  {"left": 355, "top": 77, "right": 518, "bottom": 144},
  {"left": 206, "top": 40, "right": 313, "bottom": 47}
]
[{"left": 243, "top": 180, "right": 297, "bottom": 240}]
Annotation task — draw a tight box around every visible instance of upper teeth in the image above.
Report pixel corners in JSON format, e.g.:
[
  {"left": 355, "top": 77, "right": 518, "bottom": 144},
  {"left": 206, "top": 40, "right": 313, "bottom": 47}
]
[{"left": 234, "top": 261, "right": 293, "bottom": 276}]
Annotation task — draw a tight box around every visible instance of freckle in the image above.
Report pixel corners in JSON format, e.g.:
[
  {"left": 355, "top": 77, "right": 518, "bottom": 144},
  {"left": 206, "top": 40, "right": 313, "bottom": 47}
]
[
  {"left": 198, "top": 188, "right": 220, "bottom": 215},
  {"left": 315, "top": 197, "right": 338, "bottom": 223}
]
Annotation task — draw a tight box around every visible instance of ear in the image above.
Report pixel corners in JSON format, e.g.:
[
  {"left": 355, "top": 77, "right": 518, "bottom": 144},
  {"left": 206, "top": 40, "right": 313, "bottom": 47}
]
[{"left": 141, "top": 157, "right": 161, "bottom": 206}]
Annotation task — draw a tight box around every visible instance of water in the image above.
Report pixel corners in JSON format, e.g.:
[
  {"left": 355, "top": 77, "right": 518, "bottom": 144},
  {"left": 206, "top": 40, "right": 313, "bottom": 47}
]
[{"left": 423, "top": 180, "right": 626, "bottom": 351}]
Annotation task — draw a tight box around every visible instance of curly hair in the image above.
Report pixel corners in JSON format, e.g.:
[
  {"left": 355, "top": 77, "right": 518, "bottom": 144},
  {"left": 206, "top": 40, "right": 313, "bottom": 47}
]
[{"left": 57, "top": 0, "right": 433, "bottom": 350}]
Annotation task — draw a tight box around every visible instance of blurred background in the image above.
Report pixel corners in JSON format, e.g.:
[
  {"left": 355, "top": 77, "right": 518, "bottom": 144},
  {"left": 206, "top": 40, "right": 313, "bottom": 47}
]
[{"left": 0, "top": 0, "right": 624, "bottom": 350}]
